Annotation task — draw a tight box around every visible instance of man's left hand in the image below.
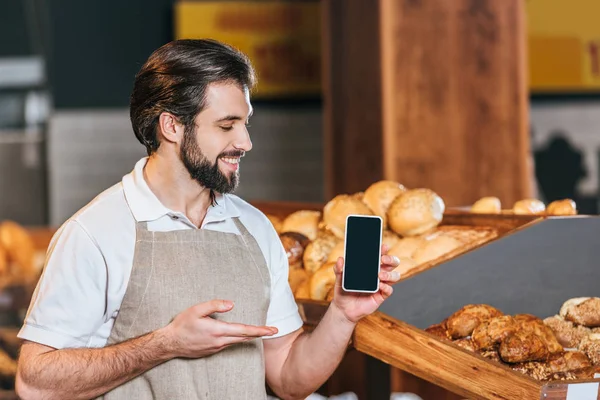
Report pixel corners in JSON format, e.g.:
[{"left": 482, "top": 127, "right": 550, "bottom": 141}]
[{"left": 330, "top": 244, "right": 401, "bottom": 324}]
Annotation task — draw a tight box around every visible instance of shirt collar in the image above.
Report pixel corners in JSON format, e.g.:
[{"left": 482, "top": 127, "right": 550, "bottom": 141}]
[{"left": 122, "top": 157, "right": 241, "bottom": 223}]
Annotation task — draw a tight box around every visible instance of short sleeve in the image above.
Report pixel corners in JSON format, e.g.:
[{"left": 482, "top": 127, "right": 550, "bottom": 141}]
[
  {"left": 18, "top": 220, "right": 108, "bottom": 349},
  {"left": 264, "top": 232, "right": 303, "bottom": 339}
]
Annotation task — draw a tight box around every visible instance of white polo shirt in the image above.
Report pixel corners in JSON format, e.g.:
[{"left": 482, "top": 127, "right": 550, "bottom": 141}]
[{"left": 18, "top": 157, "right": 303, "bottom": 349}]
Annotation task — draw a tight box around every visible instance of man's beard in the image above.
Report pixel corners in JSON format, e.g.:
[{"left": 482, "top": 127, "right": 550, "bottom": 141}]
[{"left": 180, "top": 131, "right": 241, "bottom": 194}]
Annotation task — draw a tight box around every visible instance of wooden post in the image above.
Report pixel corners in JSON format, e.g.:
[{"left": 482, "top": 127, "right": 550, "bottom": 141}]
[{"left": 322, "top": 0, "right": 532, "bottom": 207}]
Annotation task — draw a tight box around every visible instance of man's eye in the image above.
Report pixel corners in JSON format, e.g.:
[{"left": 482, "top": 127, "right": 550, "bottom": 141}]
[{"left": 220, "top": 126, "right": 233, "bottom": 131}]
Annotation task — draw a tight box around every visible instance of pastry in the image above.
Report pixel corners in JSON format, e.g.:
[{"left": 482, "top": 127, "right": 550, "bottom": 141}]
[
  {"left": 499, "top": 330, "right": 549, "bottom": 363},
  {"left": 512, "top": 199, "right": 546, "bottom": 215},
  {"left": 281, "top": 210, "right": 322, "bottom": 241},
  {"left": 322, "top": 194, "right": 374, "bottom": 239},
  {"left": 382, "top": 230, "right": 401, "bottom": 250},
  {"left": 547, "top": 199, "right": 577, "bottom": 216},
  {"left": 325, "top": 241, "right": 345, "bottom": 264},
  {"left": 471, "top": 197, "right": 501, "bottom": 214},
  {"left": 0, "top": 221, "right": 36, "bottom": 283},
  {"left": 519, "top": 318, "right": 563, "bottom": 354},
  {"left": 559, "top": 297, "right": 600, "bottom": 327},
  {"left": 294, "top": 280, "right": 311, "bottom": 299},
  {"left": 309, "top": 262, "right": 336, "bottom": 301},
  {"left": 446, "top": 304, "right": 504, "bottom": 339},
  {"left": 302, "top": 230, "right": 340, "bottom": 274},
  {"left": 388, "top": 237, "right": 426, "bottom": 259},
  {"left": 579, "top": 333, "right": 600, "bottom": 365},
  {"left": 454, "top": 337, "right": 476, "bottom": 351},
  {"left": 362, "top": 180, "right": 406, "bottom": 228},
  {"left": 472, "top": 315, "right": 518, "bottom": 351},
  {"left": 387, "top": 189, "right": 445, "bottom": 237},
  {"left": 544, "top": 315, "right": 590, "bottom": 348},
  {"left": 279, "top": 232, "right": 310, "bottom": 269},
  {"left": 412, "top": 235, "right": 462, "bottom": 265},
  {"left": 425, "top": 321, "right": 450, "bottom": 341}
]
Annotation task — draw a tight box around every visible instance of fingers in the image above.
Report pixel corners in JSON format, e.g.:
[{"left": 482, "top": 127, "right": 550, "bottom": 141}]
[
  {"left": 379, "top": 282, "right": 393, "bottom": 298},
  {"left": 334, "top": 257, "right": 344, "bottom": 276},
  {"left": 381, "top": 254, "right": 400, "bottom": 268},
  {"left": 379, "top": 270, "right": 401, "bottom": 283},
  {"left": 217, "top": 321, "right": 278, "bottom": 338},
  {"left": 193, "top": 299, "right": 234, "bottom": 317}
]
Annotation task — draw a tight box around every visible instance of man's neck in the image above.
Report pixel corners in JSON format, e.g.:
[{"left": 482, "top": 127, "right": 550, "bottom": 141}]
[{"left": 143, "top": 153, "right": 213, "bottom": 227}]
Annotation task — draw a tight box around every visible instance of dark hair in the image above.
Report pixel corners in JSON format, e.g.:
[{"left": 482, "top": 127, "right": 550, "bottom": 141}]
[{"left": 130, "top": 39, "right": 256, "bottom": 155}]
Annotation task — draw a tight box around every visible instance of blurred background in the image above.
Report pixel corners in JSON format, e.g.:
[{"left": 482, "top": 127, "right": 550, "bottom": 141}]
[{"left": 0, "top": 0, "right": 599, "bottom": 228}]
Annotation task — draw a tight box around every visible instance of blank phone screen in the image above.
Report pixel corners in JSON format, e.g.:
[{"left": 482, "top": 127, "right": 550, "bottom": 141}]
[{"left": 343, "top": 216, "right": 382, "bottom": 292}]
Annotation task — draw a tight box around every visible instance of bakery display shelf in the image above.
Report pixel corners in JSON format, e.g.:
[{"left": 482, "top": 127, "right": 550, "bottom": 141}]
[{"left": 298, "top": 214, "right": 600, "bottom": 400}]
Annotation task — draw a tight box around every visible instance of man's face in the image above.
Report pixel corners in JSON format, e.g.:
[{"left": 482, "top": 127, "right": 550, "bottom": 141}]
[{"left": 180, "top": 82, "right": 253, "bottom": 194}]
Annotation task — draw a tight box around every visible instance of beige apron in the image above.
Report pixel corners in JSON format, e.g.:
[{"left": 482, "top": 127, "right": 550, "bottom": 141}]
[{"left": 99, "top": 218, "right": 271, "bottom": 400}]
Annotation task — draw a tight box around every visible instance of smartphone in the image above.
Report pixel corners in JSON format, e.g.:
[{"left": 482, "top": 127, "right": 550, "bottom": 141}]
[{"left": 342, "top": 215, "right": 383, "bottom": 293}]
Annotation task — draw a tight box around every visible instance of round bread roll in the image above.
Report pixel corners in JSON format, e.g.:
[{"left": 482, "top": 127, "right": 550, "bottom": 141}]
[
  {"left": 281, "top": 210, "right": 322, "bottom": 241},
  {"left": 471, "top": 197, "right": 501, "bottom": 214},
  {"left": 387, "top": 189, "right": 445, "bottom": 237},
  {"left": 513, "top": 199, "right": 546, "bottom": 215},
  {"left": 412, "top": 235, "right": 462, "bottom": 265},
  {"left": 310, "top": 262, "right": 336, "bottom": 301},
  {"left": 302, "top": 230, "right": 340, "bottom": 274},
  {"left": 279, "top": 232, "right": 310, "bottom": 269},
  {"left": 326, "top": 241, "right": 345, "bottom": 264},
  {"left": 0, "top": 221, "right": 36, "bottom": 283},
  {"left": 352, "top": 191, "right": 365, "bottom": 202},
  {"left": 266, "top": 214, "right": 283, "bottom": 233},
  {"left": 560, "top": 297, "right": 600, "bottom": 327},
  {"left": 363, "top": 180, "right": 406, "bottom": 228},
  {"left": 323, "top": 194, "right": 374, "bottom": 238},
  {"left": 579, "top": 333, "right": 600, "bottom": 365},
  {"left": 547, "top": 199, "right": 577, "bottom": 216},
  {"left": 388, "top": 237, "right": 427, "bottom": 259},
  {"left": 288, "top": 267, "right": 309, "bottom": 294},
  {"left": 382, "top": 230, "right": 401, "bottom": 250},
  {"left": 294, "top": 280, "right": 311, "bottom": 300}
]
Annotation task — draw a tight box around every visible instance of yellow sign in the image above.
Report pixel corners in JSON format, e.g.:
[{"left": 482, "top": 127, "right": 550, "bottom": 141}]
[
  {"left": 175, "top": 1, "right": 321, "bottom": 99},
  {"left": 527, "top": 0, "right": 600, "bottom": 92}
]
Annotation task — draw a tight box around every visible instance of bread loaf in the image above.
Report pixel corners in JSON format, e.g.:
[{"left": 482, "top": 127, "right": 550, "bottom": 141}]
[
  {"left": 362, "top": 180, "right": 406, "bottom": 228},
  {"left": 280, "top": 232, "right": 310, "bottom": 269},
  {"left": 387, "top": 189, "right": 445, "bottom": 237},
  {"left": 310, "top": 262, "right": 336, "bottom": 301},
  {"left": 579, "top": 333, "right": 600, "bottom": 365},
  {"left": 323, "top": 194, "right": 374, "bottom": 238},
  {"left": 281, "top": 210, "right": 322, "bottom": 241},
  {"left": 472, "top": 315, "right": 518, "bottom": 351},
  {"left": 302, "top": 231, "right": 340, "bottom": 274},
  {"left": 547, "top": 199, "right": 577, "bottom": 216},
  {"left": 446, "top": 304, "right": 504, "bottom": 339},
  {"left": 512, "top": 199, "right": 546, "bottom": 215},
  {"left": 544, "top": 315, "right": 590, "bottom": 348},
  {"left": 560, "top": 297, "right": 600, "bottom": 327}
]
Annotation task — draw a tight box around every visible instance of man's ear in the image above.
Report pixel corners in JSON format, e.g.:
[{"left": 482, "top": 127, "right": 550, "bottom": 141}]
[{"left": 157, "top": 112, "right": 183, "bottom": 144}]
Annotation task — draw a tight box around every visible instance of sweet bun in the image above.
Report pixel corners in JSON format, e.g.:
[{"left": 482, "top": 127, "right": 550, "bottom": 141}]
[
  {"left": 387, "top": 189, "right": 445, "bottom": 237},
  {"left": 471, "top": 197, "right": 501, "bottom": 214},
  {"left": 363, "top": 180, "right": 406, "bottom": 228},
  {"left": 412, "top": 235, "right": 462, "bottom": 264},
  {"left": 302, "top": 231, "right": 340, "bottom": 274},
  {"left": 310, "top": 262, "right": 336, "bottom": 301},
  {"left": 323, "top": 194, "right": 374, "bottom": 238},
  {"left": 288, "top": 267, "right": 309, "bottom": 294},
  {"left": 547, "top": 199, "right": 577, "bottom": 216},
  {"left": 281, "top": 210, "right": 321, "bottom": 241},
  {"left": 0, "top": 221, "right": 36, "bottom": 283},
  {"left": 279, "top": 232, "right": 310, "bottom": 269},
  {"left": 266, "top": 214, "right": 283, "bottom": 233},
  {"left": 388, "top": 237, "right": 426, "bottom": 259},
  {"left": 513, "top": 199, "right": 546, "bottom": 215}
]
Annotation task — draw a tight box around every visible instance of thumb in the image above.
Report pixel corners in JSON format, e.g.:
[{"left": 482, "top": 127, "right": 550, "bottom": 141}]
[
  {"left": 334, "top": 257, "right": 344, "bottom": 281},
  {"left": 194, "top": 299, "right": 234, "bottom": 317}
]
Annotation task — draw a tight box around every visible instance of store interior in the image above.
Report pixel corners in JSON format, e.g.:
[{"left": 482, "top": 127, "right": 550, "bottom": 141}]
[{"left": 1, "top": 1, "right": 600, "bottom": 399}]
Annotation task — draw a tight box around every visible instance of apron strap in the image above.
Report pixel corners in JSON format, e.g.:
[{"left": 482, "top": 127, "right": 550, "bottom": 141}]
[{"left": 231, "top": 217, "right": 252, "bottom": 243}]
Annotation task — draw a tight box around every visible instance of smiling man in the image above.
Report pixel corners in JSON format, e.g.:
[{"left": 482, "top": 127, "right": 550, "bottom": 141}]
[{"left": 15, "top": 39, "right": 400, "bottom": 400}]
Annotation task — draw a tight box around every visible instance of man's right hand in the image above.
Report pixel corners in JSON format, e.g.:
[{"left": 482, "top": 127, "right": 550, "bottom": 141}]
[{"left": 161, "top": 299, "right": 278, "bottom": 359}]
